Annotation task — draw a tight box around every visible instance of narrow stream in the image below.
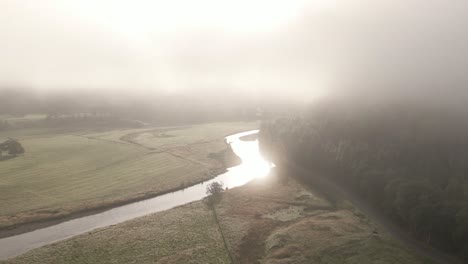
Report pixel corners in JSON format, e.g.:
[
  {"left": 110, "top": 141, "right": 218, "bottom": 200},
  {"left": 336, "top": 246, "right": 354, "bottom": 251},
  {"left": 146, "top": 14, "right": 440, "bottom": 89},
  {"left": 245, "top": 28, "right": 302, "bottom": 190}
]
[{"left": 0, "top": 130, "right": 272, "bottom": 260}]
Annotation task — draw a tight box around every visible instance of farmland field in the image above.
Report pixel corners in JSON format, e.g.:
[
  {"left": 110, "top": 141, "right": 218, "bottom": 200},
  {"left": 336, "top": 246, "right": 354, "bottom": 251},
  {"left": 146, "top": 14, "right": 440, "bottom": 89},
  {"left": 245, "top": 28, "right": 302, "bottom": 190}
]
[
  {"left": 0, "top": 122, "right": 257, "bottom": 232},
  {"left": 0, "top": 202, "right": 231, "bottom": 264},
  {"left": 0, "top": 169, "right": 433, "bottom": 264}
]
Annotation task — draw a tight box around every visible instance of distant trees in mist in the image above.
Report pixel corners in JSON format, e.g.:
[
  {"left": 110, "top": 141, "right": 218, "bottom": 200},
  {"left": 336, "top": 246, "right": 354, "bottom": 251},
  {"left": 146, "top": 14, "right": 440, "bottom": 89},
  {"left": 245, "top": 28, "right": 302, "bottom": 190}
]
[
  {"left": 259, "top": 103, "right": 468, "bottom": 261},
  {"left": 0, "top": 120, "right": 10, "bottom": 131},
  {"left": 0, "top": 88, "right": 275, "bottom": 129}
]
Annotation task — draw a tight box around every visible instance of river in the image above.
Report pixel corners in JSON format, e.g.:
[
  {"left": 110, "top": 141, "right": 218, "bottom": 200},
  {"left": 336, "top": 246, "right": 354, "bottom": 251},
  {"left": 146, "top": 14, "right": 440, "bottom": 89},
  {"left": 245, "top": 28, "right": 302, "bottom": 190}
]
[{"left": 0, "top": 130, "right": 272, "bottom": 260}]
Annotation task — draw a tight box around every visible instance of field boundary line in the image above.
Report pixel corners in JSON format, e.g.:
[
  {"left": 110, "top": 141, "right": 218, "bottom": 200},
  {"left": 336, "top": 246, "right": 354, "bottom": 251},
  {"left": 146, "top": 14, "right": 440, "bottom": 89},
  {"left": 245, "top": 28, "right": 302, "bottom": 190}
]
[
  {"left": 69, "top": 134, "right": 131, "bottom": 146},
  {"left": 163, "top": 151, "right": 208, "bottom": 166},
  {"left": 211, "top": 205, "right": 235, "bottom": 264}
]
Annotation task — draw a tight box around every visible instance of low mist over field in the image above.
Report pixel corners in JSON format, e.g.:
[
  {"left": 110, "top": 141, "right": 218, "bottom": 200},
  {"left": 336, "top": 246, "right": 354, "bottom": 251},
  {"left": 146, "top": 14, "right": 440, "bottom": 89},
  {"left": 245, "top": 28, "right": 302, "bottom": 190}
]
[
  {"left": 1, "top": 1, "right": 468, "bottom": 263},
  {"left": 1, "top": 0, "right": 467, "bottom": 106}
]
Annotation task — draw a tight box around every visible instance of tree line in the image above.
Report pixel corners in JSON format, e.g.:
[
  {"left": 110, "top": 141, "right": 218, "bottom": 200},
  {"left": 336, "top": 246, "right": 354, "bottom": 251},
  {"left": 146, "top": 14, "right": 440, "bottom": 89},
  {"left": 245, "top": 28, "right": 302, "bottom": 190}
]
[
  {"left": 0, "top": 87, "right": 272, "bottom": 129},
  {"left": 259, "top": 103, "right": 468, "bottom": 262}
]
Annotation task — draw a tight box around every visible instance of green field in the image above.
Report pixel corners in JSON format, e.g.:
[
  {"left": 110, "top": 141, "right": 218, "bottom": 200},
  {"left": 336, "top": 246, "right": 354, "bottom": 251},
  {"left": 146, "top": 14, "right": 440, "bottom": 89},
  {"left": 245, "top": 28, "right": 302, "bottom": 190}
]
[
  {"left": 0, "top": 202, "right": 230, "bottom": 264},
  {"left": 1, "top": 170, "right": 434, "bottom": 264},
  {"left": 0, "top": 122, "right": 257, "bottom": 230}
]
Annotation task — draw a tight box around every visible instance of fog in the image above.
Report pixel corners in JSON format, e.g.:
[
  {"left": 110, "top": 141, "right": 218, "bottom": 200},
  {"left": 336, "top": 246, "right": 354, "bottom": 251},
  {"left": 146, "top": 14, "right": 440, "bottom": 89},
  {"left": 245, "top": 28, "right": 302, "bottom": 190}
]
[
  {"left": 1, "top": 0, "right": 467, "bottom": 103},
  {"left": 1, "top": 3, "right": 468, "bottom": 261}
]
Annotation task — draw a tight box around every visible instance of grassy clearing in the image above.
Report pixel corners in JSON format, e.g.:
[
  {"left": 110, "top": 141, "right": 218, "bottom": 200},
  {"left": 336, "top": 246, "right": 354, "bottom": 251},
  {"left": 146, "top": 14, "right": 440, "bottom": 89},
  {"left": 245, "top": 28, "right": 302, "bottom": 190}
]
[
  {"left": 1, "top": 202, "right": 230, "bottom": 264},
  {"left": 2, "top": 169, "right": 435, "bottom": 264},
  {"left": 0, "top": 122, "right": 257, "bottom": 230},
  {"left": 121, "top": 123, "right": 258, "bottom": 150},
  {"left": 214, "top": 172, "right": 434, "bottom": 264}
]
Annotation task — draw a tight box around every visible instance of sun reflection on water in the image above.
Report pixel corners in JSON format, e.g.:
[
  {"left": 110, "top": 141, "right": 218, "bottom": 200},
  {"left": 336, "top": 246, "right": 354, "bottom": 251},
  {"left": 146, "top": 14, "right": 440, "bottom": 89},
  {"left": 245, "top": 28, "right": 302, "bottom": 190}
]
[
  {"left": 0, "top": 129, "right": 275, "bottom": 260},
  {"left": 222, "top": 130, "right": 274, "bottom": 188}
]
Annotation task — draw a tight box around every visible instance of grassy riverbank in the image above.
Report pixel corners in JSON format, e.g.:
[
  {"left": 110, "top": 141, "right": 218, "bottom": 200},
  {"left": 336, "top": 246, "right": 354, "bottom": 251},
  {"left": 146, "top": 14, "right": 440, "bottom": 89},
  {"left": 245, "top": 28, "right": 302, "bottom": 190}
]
[
  {"left": 1, "top": 202, "right": 231, "bottom": 264},
  {"left": 0, "top": 122, "right": 256, "bottom": 234},
  {"left": 2, "top": 169, "right": 434, "bottom": 264}
]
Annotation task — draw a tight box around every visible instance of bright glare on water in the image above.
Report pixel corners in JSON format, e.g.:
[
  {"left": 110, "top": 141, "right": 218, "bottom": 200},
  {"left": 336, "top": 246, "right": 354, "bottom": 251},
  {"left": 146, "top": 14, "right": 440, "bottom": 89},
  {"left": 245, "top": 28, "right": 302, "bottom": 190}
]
[
  {"left": 223, "top": 130, "right": 273, "bottom": 187},
  {"left": 0, "top": 130, "right": 273, "bottom": 260}
]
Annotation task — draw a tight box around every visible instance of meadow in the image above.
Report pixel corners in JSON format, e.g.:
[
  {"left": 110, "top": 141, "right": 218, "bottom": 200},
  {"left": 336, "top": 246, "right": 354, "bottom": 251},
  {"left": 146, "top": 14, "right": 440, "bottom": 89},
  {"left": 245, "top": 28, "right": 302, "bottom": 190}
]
[
  {"left": 1, "top": 170, "right": 434, "bottom": 264},
  {"left": 0, "top": 202, "right": 231, "bottom": 264},
  {"left": 0, "top": 122, "right": 256, "bottom": 232}
]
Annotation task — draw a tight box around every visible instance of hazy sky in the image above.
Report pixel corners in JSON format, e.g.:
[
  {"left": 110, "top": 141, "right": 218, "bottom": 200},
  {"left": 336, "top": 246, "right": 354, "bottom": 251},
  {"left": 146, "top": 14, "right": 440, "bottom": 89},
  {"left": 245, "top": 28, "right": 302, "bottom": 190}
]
[{"left": 1, "top": 0, "right": 467, "bottom": 101}]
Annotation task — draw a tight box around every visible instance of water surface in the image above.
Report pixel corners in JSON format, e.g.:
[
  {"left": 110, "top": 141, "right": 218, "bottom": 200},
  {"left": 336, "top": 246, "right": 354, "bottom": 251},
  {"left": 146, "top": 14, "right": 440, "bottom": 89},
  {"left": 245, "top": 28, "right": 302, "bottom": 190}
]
[{"left": 0, "top": 130, "right": 272, "bottom": 260}]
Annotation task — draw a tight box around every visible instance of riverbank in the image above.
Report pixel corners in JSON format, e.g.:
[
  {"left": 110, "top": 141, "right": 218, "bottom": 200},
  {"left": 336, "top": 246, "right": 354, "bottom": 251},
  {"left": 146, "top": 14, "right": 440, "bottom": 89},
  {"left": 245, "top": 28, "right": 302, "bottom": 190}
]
[
  {"left": 1, "top": 168, "right": 435, "bottom": 264},
  {"left": 239, "top": 133, "right": 258, "bottom": 142},
  {"left": 0, "top": 122, "right": 255, "bottom": 238},
  {"left": 0, "top": 158, "right": 231, "bottom": 239}
]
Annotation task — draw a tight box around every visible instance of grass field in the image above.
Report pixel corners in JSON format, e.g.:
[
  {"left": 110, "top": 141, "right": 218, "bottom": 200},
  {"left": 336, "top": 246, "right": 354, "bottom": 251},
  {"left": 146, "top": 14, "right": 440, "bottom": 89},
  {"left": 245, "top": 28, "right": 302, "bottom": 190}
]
[
  {"left": 215, "top": 172, "right": 432, "bottom": 264},
  {"left": 1, "top": 169, "right": 435, "bottom": 264},
  {"left": 0, "top": 202, "right": 230, "bottom": 264},
  {"left": 0, "top": 122, "right": 257, "bottom": 231}
]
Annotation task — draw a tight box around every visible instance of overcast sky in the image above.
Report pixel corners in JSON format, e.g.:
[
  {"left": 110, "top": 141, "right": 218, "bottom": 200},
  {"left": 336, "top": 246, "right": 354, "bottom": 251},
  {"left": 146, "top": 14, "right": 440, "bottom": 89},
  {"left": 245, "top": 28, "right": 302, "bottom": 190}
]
[{"left": 1, "top": 0, "right": 467, "bottom": 102}]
